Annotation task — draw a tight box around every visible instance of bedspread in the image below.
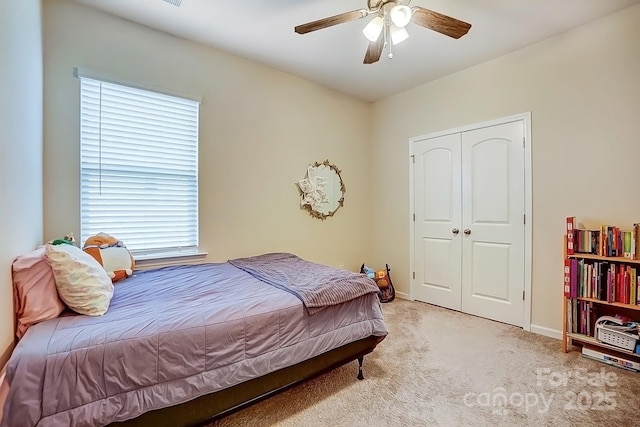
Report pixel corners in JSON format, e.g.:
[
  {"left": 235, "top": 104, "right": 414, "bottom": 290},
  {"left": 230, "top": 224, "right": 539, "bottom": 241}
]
[
  {"left": 229, "top": 253, "right": 381, "bottom": 314},
  {"left": 1, "top": 262, "right": 388, "bottom": 427}
]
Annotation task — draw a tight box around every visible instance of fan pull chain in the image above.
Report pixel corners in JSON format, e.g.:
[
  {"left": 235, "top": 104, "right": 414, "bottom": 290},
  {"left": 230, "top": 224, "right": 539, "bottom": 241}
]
[{"left": 384, "top": 16, "right": 393, "bottom": 59}]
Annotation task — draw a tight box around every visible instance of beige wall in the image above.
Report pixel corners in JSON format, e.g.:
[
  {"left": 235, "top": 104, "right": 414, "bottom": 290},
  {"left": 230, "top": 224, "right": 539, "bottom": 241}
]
[
  {"left": 43, "top": 0, "right": 373, "bottom": 271},
  {"left": 371, "top": 4, "right": 640, "bottom": 332},
  {"left": 42, "top": 0, "right": 640, "bottom": 334},
  {"left": 0, "top": 0, "right": 44, "bottom": 360}
]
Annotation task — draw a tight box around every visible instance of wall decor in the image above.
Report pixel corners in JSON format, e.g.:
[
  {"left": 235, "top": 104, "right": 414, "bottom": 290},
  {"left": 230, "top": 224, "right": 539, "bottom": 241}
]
[{"left": 297, "top": 160, "right": 345, "bottom": 220}]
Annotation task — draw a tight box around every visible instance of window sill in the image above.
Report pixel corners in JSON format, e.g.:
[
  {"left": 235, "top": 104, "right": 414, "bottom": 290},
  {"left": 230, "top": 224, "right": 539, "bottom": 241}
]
[{"left": 133, "top": 250, "right": 208, "bottom": 270}]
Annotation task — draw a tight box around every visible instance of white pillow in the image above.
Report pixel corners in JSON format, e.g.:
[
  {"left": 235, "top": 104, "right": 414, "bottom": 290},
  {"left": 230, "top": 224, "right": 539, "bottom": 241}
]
[{"left": 45, "top": 244, "right": 114, "bottom": 316}]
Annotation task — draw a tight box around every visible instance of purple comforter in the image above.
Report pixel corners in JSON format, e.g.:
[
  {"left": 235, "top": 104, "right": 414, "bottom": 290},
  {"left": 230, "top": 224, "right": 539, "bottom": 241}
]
[
  {"left": 229, "top": 253, "right": 381, "bottom": 314},
  {"left": 1, "top": 261, "right": 387, "bottom": 427}
]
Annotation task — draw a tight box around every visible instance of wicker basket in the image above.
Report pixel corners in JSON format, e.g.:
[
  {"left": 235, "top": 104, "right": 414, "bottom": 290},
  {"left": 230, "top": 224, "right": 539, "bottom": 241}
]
[{"left": 596, "top": 323, "right": 638, "bottom": 351}]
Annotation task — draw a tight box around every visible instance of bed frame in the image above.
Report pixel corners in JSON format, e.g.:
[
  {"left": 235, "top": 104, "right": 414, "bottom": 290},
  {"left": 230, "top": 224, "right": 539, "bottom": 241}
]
[{"left": 110, "top": 335, "right": 384, "bottom": 427}]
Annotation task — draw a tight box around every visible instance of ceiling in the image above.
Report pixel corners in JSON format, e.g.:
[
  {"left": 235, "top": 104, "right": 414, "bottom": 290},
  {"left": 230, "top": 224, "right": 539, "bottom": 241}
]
[{"left": 74, "top": 0, "right": 640, "bottom": 102}]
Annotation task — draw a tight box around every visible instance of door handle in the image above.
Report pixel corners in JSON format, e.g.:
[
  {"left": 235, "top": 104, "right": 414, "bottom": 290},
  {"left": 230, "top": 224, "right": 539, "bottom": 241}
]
[
  {"left": 452, "top": 228, "right": 460, "bottom": 235},
  {"left": 464, "top": 229, "right": 471, "bottom": 235}
]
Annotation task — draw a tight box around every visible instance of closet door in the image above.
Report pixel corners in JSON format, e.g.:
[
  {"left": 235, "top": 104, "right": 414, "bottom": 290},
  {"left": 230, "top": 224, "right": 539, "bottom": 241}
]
[
  {"left": 411, "top": 119, "right": 526, "bottom": 327},
  {"left": 413, "top": 133, "right": 462, "bottom": 311},
  {"left": 460, "top": 121, "right": 525, "bottom": 326}
]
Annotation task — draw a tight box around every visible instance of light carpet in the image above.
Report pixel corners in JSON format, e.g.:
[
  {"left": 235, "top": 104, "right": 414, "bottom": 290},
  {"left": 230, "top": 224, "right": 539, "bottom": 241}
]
[{"left": 209, "top": 299, "right": 640, "bottom": 426}]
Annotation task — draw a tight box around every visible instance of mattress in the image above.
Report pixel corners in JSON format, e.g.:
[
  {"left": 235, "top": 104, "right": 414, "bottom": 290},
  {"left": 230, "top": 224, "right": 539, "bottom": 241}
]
[{"left": 1, "top": 262, "right": 388, "bottom": 427}]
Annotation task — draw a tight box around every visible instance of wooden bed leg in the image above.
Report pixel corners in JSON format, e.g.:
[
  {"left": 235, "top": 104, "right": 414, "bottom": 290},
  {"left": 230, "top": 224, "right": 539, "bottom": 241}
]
[{"left": 357, "top": 356, "right": 364, "bottom": 380}]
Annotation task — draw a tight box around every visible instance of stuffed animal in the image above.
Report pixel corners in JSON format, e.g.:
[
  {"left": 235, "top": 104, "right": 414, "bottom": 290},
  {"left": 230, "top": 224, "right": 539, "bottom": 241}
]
[
  {"left": 360, "top": 264, "right": 375, "bottom": 279},
  {"left": 361, "top": 263, "right": 395, "bottom": 303},
  {"left": 50, "top": 232, "right": 76, "bottom": 246},
  {"left": 374, "top": 269, "right": 390, "bottom": 289},
  {"left": 83, "top": 233, "right": 134, "bottom": 282}
]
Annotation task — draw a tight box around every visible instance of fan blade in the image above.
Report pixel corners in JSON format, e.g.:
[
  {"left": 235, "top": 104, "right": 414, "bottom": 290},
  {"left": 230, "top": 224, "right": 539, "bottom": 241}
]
[
  {"left": 411, "top": 7, "right": 471, "bottom": 39},
  {"left": 295, "top": 10, "right": 368, "bottom": 34},
  {"left": 363, "top": 35, "right": 385, "bottom": 65}
]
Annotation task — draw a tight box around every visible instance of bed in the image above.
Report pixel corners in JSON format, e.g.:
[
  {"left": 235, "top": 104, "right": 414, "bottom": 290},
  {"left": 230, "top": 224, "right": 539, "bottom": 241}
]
[{"left": 1, "top": 252, "right": 388, "bottom": 427}]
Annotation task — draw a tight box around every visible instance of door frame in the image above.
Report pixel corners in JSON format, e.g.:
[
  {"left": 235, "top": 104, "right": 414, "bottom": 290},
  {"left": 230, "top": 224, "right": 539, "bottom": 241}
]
[{"left": 408, "top": 112, "right": 533, "bottom": 331}]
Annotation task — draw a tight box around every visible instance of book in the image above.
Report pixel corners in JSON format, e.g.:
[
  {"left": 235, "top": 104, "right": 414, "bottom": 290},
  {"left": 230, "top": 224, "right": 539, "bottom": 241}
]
[
  {"left": 589, "top": 263, "right": 594, "bottom": 298},
  {"left": 567, "top": 299, "right": 573, "bottom": 334},
  {"left": 586, "top": 301, "right": 592, "bottom": 337},
  {"left": 566, "top": 217, "right": 575, "bottom": 255},
  {"left": 570, "top": 258, "right": 578, "bottom": 298},
  {"left": 596, "top": 262, "right": 604, "bottom": 301},
  {"left": 563, "top": 259, "right": 571, "bottom": 297},
  {"left": 632, "top": 267, "right": 638, "bottom": 305},
  {"left": 582, "top": 346, "right": 640, "bottom": 372},
  {"left": 607, "top": 265, "right": 614, "bottom": 303},
  {"left": 624, "top": 231, "right": 632, "bottom": 259},
  {"left": 591, "top": 230, "right": 599, "bottom": 255}
]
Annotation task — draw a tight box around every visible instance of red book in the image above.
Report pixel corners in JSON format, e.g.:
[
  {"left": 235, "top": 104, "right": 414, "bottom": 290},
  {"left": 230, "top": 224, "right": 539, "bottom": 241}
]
[
  {"left": 566, "top": 217, "right": 576, "bottom": 255},
  {"left": 617, "top": 270, "right": 623, "bottom": 302},
  {"left": 626, "top": 268, "right": 632, "bottom": 304},
  {"left": 628, "top": 270, "right": 632, "bottom": 304},
  {"left": 563, "top": 259, "right": 571, "bottom": 297},
  {"left": 623, "top": 268, "right": 628, "bottom": 304}
]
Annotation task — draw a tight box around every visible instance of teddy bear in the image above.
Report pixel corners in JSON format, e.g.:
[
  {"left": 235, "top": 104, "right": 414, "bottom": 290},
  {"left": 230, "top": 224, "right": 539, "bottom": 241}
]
[{"left": 83, "top": 232, "right": 134, "bottom": 282}]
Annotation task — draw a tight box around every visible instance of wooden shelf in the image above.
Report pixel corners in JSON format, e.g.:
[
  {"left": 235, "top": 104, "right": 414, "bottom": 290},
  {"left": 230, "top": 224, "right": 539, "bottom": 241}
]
[
  {"left": 562, "top": 229, "right": 640, "bottom": 357},
  {"left": 576, "top": 297, "right": 640, "bottom": 311},
  {"left": 568, "top": 253, "right": 640, "bottom": 265},
  {"left": 567, "top": 333, "right": 640, "bottom": 358}
]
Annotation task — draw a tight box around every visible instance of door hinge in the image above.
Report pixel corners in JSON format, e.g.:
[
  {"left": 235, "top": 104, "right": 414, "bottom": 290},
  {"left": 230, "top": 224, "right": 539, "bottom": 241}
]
[
  {"left": 413, "top": 213, "right": 415, "bottom": 222},
  {"left": 522, "top": 137, "right": 525, "bottom": 148},
  {"left": 413, "top": 271, "right": 416, "bottom": 279},
  {"left": 522, "top": 290, "right": 525, "bottom": 301},
  {"left": 524, "top": 214, "right": 526, "bottom": 225},
  {"left": 411, "top": 155, "right": 415, "bottom": 163}
]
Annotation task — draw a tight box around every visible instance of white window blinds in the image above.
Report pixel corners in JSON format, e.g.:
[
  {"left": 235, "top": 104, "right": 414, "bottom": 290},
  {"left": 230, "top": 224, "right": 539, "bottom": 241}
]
[{"left": 79, "top": 77, "right": 200, "bottom": 256}]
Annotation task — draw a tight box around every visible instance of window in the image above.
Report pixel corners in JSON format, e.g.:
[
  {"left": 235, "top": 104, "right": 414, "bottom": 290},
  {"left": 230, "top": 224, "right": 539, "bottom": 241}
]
[{"left": 79, "top": 74, "right": 200, "bottom": 257}]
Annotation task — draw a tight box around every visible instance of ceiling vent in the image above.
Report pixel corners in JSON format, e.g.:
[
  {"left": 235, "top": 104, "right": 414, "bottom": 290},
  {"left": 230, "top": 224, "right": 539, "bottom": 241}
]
[{"left": 162, "top": 0, "right": 182, "bottom": 7}]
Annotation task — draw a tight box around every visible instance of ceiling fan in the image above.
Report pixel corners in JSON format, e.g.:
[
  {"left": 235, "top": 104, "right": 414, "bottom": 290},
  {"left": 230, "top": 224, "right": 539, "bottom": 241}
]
[{"left": 294, "top": 0, "right": 471, "bottom": 64}]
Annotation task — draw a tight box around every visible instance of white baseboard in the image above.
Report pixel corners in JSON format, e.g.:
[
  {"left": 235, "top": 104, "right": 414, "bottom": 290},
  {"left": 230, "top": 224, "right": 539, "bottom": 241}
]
[
  {"left": 530, "top": 324, "right": 562, "bottom": 340},
  {"left": 395, "top": 291, "right": 410, "bottom": 300},
  {"left": 390, "top": 296, "right": 562, "bottom": 341}
]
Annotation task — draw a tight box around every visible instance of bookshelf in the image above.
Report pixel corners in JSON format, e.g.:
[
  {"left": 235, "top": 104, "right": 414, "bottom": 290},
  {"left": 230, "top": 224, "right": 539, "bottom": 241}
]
[{"left": 561, "top": 218, "right": 640, "bottom": 359}]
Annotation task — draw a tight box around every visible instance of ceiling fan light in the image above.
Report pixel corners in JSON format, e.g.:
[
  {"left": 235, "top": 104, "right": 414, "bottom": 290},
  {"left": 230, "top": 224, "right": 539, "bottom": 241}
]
[
  {"left": 362, "top": 16, "right": 384, "bottom": 42},
  {"left": 390, "top": 5, "right": 412, "bottom": 28},
  {"left": 390, "top": 25, "right": 409, "bottom": 45}
]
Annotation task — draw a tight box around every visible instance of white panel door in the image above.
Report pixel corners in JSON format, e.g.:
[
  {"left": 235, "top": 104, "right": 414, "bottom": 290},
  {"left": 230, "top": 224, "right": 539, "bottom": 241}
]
[
  {"left": 461, "top": 121, "right": 525, "bottom": 326},
  {"left": 413, "top": 133, "right": 462, "bottom": 311}
]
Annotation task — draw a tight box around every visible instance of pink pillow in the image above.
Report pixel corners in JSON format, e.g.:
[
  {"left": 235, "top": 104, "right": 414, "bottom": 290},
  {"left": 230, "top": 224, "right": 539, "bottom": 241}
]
[{"left": 12, "top": 247, "right": 66, "bottom": 338}]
